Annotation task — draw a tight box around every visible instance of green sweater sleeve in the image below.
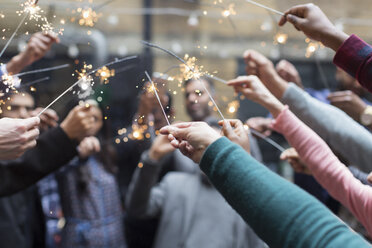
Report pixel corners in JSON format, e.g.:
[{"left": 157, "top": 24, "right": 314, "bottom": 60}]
[{"left": 200, "top": 137, "right": 370, "bottom": 248}]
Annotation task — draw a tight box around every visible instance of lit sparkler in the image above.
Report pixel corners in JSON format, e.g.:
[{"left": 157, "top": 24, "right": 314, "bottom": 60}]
[
  {"left": 96, "top": 66, "right": 115, "bottom": 84},
  {"left": 77, "top": 7, "right": 101, "bottom": 27},
  {"left": 37, "top": 55, "right": 138, "bottom": 117},
  {"left": 142, "top": 40, "right": 226, "bottom": 121},
  {"left": 144, "top": 71, "right": 170, "bottom": 126},
  {"left": 245, "top": 0, "right": 284, "bottom": 16}
]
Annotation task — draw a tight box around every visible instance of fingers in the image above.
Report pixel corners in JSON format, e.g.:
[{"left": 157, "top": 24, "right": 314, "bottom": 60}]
[
  {"left": 160, "top": 122, "right": 192, "bottom": 136},
  {"left": 23, "top": 117, "right": 41, "bottom": 130}
]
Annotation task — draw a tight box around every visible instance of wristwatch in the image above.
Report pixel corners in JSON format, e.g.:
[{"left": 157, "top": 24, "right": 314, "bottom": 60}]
[{"left": 360, "top": 106, "right": 372, "bottom": 126}]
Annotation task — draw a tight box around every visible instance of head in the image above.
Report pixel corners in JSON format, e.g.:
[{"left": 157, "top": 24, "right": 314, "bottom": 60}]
[
  {"left": 335, "top": 67, "right": 366, "bottom": 96},
  {"left": 85, "top": 100, "right": 103, "bottom": 136},
  {"left": 185, "top": 76, "right": 215, "bottom": 121},
  {"left": 0, "top": 92, "right": 35, "bottom": 119}
]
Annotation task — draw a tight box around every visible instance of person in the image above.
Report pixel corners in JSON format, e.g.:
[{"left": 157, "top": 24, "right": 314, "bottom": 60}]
[
  {"left": 243, "top": 49, "right": 372, "bottom": 172},
  {"left": 56, "top": 101, "right": 125, "bottom": 248},
  {"left": 126, "top": 121, "right": 263, "bottom": 248},
  {"left": 228, "top": 74, "right": 372, "bottom": 238},
  {"left": 159, "top": 121, "right": 370, "bottom": 248},
  {"left": 278, "top": 3, "right": 372, "bottom": 94},
  {"left": 0, "top": 90, "right": 97, "bottom": 248}
]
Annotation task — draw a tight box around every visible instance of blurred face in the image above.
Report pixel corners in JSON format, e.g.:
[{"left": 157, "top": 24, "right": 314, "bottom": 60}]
[
  {"left": 89, "top": 105, "right": 103, "bottom": 136},
  {"left": 335, "top": 67, "right": 364, "bottom": 95},
  {"left": 1, "top": 93, "right": 34, "bottom": 119},
  {"left": 185, "top": 79, "right": 213, "bottom": 121}
]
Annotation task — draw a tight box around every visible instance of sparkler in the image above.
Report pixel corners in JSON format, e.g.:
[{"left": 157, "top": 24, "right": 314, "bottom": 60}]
[
  {"left": 245, "top": 0, "right": 284, "bottom": 16},
  {"left": 20, "top": 76, "right": 50, "bottom": 89},
  {"left": 37, "top": 55, "right": 138, "bottom": 117},
  {"left": 250, "top": 128, "right": 285, "bottom": 152},
  {"left": 141, "top": 41, "right": 226, "bottom": 121},
  {"left": 144, "top": 71, "right": 170, "bottom": 126},
  {"left": 10, "top": 64, "right": 70, "bottom": 78}
]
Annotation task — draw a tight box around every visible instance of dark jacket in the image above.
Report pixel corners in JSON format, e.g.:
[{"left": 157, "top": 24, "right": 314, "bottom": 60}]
[{"left": 0, "top": 126, "right": 78, "bottom": 248}]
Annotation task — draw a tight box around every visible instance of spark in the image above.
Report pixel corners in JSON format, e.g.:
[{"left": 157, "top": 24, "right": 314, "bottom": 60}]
[
  {"left": 1, "top": 74, "right": 21, "bottom": 91},
  {"left": 144, "top": 71, "right": 170, "bottom": 126},
  {"left": 141, "top": 41, "right": 226, "bottom": 120},
  {"left": 96, "top": 66, "right": 115, "bottom": 84},
  {"left": 37, "top": 55, "right": 138, "bottom": 117},
  {"left": 274, "top": 32, "right": 288, "bottom": 44},
  {"left": 305, "top": 42, "right": 319, "bottom": 58},
  {"left": 227, "top": 100, "right": 239, "bottom": 114},
  {"left": 77, "top": 7, "right": 101, "bottom": 27},
  {"left": 221, "top": 4, "right": 236, "bottom": 18}
]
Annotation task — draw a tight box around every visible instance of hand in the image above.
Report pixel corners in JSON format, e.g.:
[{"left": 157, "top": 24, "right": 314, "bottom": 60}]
[
  {"left": 243, "top": 50, "right": 288, "bottom": 99},
  {"left": 6, "top": 32, "right": 60, "bottom": 75},
  {"left": 0, "top": 117, "right": 40, "bottom": 159},
  {"left": 246, "top": 117, "right": 273, "bottom": 137},
  {"left": 218, "top": 119, "right": 250, "bottom": 153},
  {"left": 160, "top": 122, "right": 221, "bottom": 163},
  {"left": 276, "top": 60, "right": 304, "bottom": 89},
  {"left": 280, "top": 148, "right": 312, "bottom": 175},
  {"left": 30, "top": 108, "right": 59, "bottom": 132},
  {"left": 367, "top": 172, "right": 372, "bottom": 184},
  {"left": 60, "top": 105, "right": 96, "bottom": 142},
  {"left": 278, "top": 4, "right": 349, "bottom": 51},
  {"left": 327, "top": 91, "right": 367, "bottom": 121},
  {"left": 77, "top": 136, "right": 101, "bottom": 159},
  {"left": 227, "top": 75, "right": 285, "bottom": 118},
  {"left": 148, "top": 134, "right": 176, "bottom": 161}
]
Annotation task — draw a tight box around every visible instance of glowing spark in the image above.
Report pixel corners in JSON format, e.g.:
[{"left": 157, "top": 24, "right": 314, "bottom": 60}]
[
  {"left": 144, "top": 71, "right": 170, "bottom": 126},
  {"left": 37, "top": 55, "right": 137, "bottom": 117},
  {"left": 1, "top": 74, "right": 21, "bottom": 91},
  {"left": 77, "top": 7, "right": 101, "bottom": 27},
  {"left": 275, "top": 32, "right": 288, "bottom": 44},
  {"left": 222, "top": 4, "right": 236, "bottom": 18},
  {"left": 305, "top": 42, "right": 319, "bottom": 58},
  {"left": 96, "top": 66, "right": 115, "bottom": 84},
  {"left": 227, "top": 100, "right": 239, "bottom": 114},
  {"left": 141, "top": 41, "right": 226, "bottom": 121}
]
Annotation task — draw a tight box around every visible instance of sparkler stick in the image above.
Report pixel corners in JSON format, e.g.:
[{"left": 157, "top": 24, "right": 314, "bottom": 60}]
[
  {"left": 144, "top": 71, "right": 170, "bottom": 126},
  {"left": 314, "top": 53, "right": 331, "bottom": 89},
  {"left": 11, "top": 64, "right": 70, "bottom": 78},
  {"left": 245, "top": 0, "right": 284, "bottom": 16},
  {"left": 141, "top": 41, "right": 226, "bottom": 121},
  {"left": 20, "top": 76, "right": 49, "bottom": 88},
  {"left": 0, "top": 13, "right": 29, "bottom": 59},
  {"left": 37, "top": 55, "right": 138, "bottom": 117},
  {"left": 250, "top": 128, "right": 285, "bottom": 152}
]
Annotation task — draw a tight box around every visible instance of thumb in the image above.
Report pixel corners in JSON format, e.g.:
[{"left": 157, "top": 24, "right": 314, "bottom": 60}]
[
  {"left": 23, "top": 117, "right": 41, "bottom": 130},
  {"left": 286, "top": 14, "right": 306, "bottom": 29},
  {"left": 222, "top": 120, "right": 234, "bottom": 138}
]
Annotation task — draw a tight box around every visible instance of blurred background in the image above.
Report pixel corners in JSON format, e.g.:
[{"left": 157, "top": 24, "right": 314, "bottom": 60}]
[{"left": 1, "top": 0, "right": 371, "bottom": 129}]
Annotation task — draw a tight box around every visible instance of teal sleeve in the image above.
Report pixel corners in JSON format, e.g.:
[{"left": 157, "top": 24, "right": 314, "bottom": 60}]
[{"left": 200, "top": 137, "right": 370, "bottom": 248}]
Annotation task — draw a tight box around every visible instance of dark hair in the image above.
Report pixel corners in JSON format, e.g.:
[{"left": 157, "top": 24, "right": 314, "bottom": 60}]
[
  {"left": 77, "top": 100, "right": 118, "bottom": 194},
  {"left": 184, "top": 76, "right": 215, "bottom": 94}
]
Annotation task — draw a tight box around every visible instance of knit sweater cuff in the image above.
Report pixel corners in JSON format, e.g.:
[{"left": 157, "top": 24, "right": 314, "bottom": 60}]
[
  {"left": 200, "top": 137, "right": 231, "bottom": 175},
  {"left": 333, "top": 34, "right": 372, "bottom": 78}
]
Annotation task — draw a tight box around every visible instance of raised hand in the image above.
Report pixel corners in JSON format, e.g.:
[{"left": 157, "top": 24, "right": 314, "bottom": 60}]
[
  {"left": 0, "top": 117, "right": 40, "bottom": 159},
  {"left": 246, "top": 117, "right": 273, "bottom": 137},
  {"left": 160, "top": 122, "right": 221, "bottom": 163},
  {"left": 77, "top": 136, "right": 101, "bottom": 159},
  {"left": 31, "top": 108, "right": 59, "bottom": 131},
  {"left": 280, "top": 148, "right": 312, "bottom": 175},
  {"left": 219, "top": 119, "right": 250, "bottom": 153},
  {"left": 6, "top": 32, "right": 60, "bottom": 75},
  {"left": 276, "top": 60, "right": 304, "bottom": 88},
  {"left": 227, "top": 75, "right": 285, "bottom": 118},
  {"left": 60, "top": 105, "right": 96, "bottom": 142},
  {"left": 148, "top": 134, "right": 176, "bottom": 161},
  {"left": 278, "top": 3, "right": 349, "bottom": 51},
  {"left": 327, "top": 91, "right": 367, "bottom": 122},
  {"left": 243, "top": 50, "right": 288, "bottom": 99}
]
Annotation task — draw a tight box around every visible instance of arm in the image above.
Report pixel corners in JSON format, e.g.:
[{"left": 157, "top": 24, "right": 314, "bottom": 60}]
[
  {"left": 200, "top": 137, "right": 369, "bottom": 248},
  {"left": 282, "top": 83, "right": 372, "bottom": 172},
  {"left": 272, "top": 107, "right": 372, "bottom": 236},
  {"left": 125, "top": 151, "right": 168, "bottom": 218},
  {"left": 333, "top": 35, "right": 372, "bottom": 93},
  {"left": 0, "top": 126, "right": 77, "bottom": 196}
]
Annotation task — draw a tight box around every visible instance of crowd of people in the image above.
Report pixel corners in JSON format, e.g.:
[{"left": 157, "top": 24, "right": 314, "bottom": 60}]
[{"left": 1, "top": 3, "right": 372, "bottom": 248}]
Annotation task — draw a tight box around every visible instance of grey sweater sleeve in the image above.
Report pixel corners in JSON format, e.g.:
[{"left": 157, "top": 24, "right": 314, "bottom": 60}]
[
  {"left": 281, "top": 83, "right": 372, "bottom": 172},
  {"left": 125, "top": 151, "right": 168, "bottom": 218}
]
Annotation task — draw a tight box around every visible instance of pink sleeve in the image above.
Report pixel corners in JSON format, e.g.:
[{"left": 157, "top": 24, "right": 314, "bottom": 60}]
[{"left": 272, "top": 106, "right": 372, "bottom": 236}]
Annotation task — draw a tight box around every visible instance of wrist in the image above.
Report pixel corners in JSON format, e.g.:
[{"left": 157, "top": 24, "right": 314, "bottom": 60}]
[
  {"left": 6, "top": 53, "right": 31, "bottom": 75},
  {"left": 263, "top": 98, "right": 285, "bottom": 118},
  {"left": 149, "top": 149, "right": 163, "bottom": 161},
  {"left": 60, "top": 122, "right": 77, "bottom": 141},
  {"left": 321, "top": 29, "right": 349, "bottom": 51}
]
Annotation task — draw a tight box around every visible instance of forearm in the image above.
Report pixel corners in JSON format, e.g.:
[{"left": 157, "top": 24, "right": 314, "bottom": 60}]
[
  {"left": 5, "top": 53, "right": 31, "bottom": 75},
  {"left": 125, "top": 151, "right": 163, "bottom": 218},
  {"left": 333, "top": 35, "right": 372, "bottom": 93},
  {"left": 281, "top": 83, "right": 372, "bottom": 172},
  {"left": 200, "top": 137, "right": 369, "bottom": 248},
  {"left": 0, "top": 126, "right": 77, "bottom": 196},
  {"left": 272, "top": 108, "right": 372, "bottom": 230}
]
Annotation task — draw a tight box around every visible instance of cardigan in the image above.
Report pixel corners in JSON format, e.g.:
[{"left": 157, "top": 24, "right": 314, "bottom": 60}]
[{"left": 199, "top": 137, "right": 370, "bottom": 248}]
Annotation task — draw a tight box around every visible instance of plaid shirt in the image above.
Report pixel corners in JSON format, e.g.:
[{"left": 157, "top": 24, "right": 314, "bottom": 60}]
[{"left": 334, "top": 34, "right": 372, "bottom": 93}]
